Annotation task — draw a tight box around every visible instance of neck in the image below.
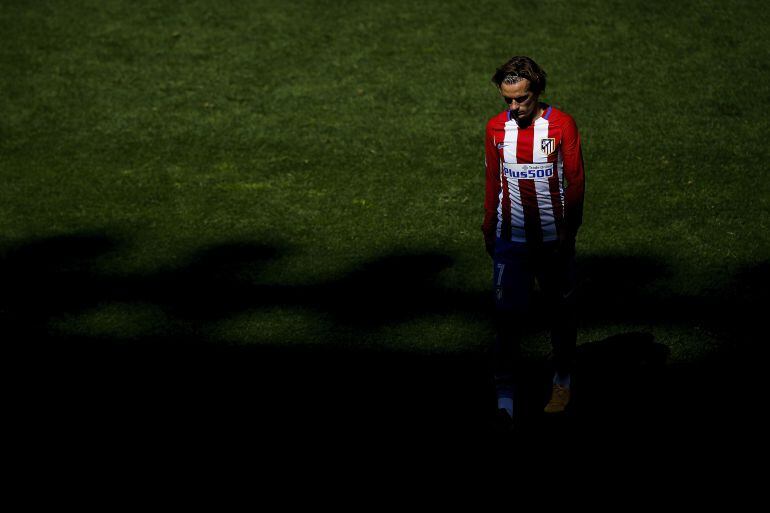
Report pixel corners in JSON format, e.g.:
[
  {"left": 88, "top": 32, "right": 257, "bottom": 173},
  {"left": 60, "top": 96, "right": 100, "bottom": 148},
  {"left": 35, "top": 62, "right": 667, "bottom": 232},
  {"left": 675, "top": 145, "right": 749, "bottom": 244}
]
[
  {"left": 512, "top": 103, "right": 545, "bottom": 128},
  {"left": 533, "top": 103, "right": 545, "bottom": 121}
]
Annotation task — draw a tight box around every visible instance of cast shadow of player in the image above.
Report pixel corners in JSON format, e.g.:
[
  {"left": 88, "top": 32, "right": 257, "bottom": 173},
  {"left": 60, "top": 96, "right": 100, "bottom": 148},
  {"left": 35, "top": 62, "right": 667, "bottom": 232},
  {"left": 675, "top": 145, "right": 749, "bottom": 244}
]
[{"left": 504, "top": 255, "right": 766, "bottom": 449}]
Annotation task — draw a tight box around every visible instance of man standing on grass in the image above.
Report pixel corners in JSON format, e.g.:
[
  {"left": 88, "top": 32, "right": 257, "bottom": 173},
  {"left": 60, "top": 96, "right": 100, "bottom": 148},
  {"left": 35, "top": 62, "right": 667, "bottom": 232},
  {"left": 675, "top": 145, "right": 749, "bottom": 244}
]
[{"left": 482, "top": 56, "right": 585, "bottom": 426}]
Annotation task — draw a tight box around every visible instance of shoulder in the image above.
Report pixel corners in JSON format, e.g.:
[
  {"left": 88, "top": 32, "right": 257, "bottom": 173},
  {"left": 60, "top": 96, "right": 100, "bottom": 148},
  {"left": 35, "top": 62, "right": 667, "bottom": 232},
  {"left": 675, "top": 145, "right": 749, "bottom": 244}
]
[
  {"left": 545, "top": 105, "right": 578, "bottom": 131},
  {"left": 486, "top": 110, "right": 509, "bottom": 132}
]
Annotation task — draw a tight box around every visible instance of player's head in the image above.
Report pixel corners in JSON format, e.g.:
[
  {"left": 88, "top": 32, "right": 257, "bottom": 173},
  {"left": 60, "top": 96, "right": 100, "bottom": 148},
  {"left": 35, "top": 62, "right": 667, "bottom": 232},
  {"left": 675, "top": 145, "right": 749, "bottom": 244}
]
[{"left": 491, "top": 56, "right": 547, "bottom": 125}]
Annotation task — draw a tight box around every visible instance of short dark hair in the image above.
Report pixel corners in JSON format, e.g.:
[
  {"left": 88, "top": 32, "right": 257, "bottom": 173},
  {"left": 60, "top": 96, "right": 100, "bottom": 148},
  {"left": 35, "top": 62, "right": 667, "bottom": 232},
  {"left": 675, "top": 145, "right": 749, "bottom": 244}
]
[{"left": 491, "top": 56, "right": 547, "bottom": 94}]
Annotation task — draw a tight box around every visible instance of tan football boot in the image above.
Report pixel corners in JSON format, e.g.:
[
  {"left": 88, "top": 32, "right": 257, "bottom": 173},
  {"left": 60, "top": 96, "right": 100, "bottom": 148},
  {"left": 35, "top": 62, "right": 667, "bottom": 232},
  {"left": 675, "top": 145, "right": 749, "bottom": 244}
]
[{"left": 544, "top": 384, "right": 571, "bottom": 413}]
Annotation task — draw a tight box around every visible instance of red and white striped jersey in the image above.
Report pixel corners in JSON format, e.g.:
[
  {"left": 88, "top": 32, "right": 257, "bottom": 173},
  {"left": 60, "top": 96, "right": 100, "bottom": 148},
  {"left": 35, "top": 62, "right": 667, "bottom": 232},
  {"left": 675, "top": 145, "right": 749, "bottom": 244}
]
[{"left": 482, "top": 104, "right": 585, "bottom": 246}]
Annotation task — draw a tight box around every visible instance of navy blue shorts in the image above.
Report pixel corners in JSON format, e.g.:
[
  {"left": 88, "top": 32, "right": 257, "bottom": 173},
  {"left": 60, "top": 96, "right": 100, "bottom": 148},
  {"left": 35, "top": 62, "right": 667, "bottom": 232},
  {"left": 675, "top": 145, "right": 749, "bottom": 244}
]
[{"left": 493, "top": 238, "right": 576, "bottom": 313}]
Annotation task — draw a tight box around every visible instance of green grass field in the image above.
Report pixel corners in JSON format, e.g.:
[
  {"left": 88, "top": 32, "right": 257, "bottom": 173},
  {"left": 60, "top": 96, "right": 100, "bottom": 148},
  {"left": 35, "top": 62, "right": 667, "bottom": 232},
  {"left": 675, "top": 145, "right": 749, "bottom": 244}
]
[{"left": 2, "top": 0, "right": 768, "bottom": 430}]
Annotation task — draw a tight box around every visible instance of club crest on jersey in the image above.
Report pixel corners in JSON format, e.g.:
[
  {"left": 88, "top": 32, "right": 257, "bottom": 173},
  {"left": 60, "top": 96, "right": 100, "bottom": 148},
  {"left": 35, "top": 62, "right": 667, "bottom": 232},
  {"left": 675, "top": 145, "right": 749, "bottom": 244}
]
[{"left": 540, "top": 138, "right": 555, "bottom": 156}]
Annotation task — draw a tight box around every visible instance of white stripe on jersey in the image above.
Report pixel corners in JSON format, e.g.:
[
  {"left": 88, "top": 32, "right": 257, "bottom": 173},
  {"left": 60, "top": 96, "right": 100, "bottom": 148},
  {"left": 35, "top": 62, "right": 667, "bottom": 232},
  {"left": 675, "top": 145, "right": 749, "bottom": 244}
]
[
  {"left": 507, "top": 177, "right": 526, "bottom": 240},
  {"left": 503, "top": 118, "right": 526, "bottom": 242},
  {"left": 502, "top": 118, "right": 518, "bottom": 163},
  {"left": 533, "top": 117, "right": 557, "bottom": 241},
  {"left": 496, "top": 158, "right": 503, "bottom": 238}
]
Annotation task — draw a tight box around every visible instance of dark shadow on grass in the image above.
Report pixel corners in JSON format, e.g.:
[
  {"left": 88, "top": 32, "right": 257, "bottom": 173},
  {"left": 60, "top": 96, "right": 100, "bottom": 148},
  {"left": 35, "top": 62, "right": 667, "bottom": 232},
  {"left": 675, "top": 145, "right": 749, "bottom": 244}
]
[
  {"left": 2, "top": 232, "right": 764, "bottom": 454},
  {"left": 3, "top": 233, "right": 494, "bottom": 452}
]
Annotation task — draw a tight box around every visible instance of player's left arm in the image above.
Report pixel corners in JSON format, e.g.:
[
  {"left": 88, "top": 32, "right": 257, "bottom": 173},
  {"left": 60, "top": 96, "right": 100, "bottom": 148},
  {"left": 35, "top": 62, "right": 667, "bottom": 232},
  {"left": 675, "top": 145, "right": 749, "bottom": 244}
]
[{"left": 561, "top": 114, "right": 585, "bottom": 243}]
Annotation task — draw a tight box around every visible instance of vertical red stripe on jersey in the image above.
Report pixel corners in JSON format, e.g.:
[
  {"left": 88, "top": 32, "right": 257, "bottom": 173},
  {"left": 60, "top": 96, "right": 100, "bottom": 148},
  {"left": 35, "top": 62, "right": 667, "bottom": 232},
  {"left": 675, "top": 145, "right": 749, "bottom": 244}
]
[
  {"left": 516, "top": 126, "right": 542, "bottom": 243},
  {"left": 547, "top": 121, "right": 564, "bottom": 238},
  {"left": 500, "top": 159, "right": 511, "bottom": 241}
]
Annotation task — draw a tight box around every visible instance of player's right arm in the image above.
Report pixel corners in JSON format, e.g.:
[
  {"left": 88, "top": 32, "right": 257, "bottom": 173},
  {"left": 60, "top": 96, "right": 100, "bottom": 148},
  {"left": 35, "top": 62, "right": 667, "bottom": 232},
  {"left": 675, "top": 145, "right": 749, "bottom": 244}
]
[{"left": 482, "top": 120, "right": 501, "bottom": 257}]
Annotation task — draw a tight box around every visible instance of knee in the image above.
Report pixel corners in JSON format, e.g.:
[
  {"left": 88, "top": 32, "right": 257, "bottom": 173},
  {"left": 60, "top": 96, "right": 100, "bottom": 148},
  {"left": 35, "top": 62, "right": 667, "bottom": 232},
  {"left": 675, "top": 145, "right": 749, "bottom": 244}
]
[{"left": 494, "top": 287, "right": 530, "bottom": 315}]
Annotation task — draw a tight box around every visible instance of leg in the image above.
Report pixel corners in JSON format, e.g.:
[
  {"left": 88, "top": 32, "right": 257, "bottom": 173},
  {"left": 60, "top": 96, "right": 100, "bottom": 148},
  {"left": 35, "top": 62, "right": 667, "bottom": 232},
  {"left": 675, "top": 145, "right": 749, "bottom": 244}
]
[
  {"left": 536, "top": 243, "right": 577, "bottom": 377},
  {"left": 491, "top": 241, "right": 534, "bottom": 413}
]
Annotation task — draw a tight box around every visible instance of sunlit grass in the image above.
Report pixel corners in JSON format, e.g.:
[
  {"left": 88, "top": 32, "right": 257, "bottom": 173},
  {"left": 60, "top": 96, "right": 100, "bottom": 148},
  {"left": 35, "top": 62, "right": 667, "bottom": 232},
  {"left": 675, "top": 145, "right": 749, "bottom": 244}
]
[{"left": 1, "top": 0, "right": 767, "bottom": 361}]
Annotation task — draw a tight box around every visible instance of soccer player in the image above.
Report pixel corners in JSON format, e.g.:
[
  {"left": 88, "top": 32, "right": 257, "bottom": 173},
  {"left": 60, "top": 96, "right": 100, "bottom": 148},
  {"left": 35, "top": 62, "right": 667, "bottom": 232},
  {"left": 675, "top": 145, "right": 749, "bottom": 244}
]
[{"left": 482, "top": 56, "right": 585, "bottom": 426}]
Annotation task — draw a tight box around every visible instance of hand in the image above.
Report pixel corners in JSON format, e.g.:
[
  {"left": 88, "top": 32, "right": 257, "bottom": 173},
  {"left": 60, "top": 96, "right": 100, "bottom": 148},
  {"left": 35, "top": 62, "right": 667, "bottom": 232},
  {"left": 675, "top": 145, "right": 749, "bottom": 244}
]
[
  {"left": 485, "top": 241, "right": 495, "bottom": 258},
  {"left": 558, "top": 236, "right": 576, "bottom": 257}
]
